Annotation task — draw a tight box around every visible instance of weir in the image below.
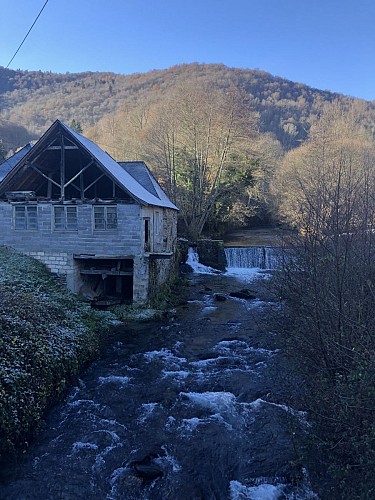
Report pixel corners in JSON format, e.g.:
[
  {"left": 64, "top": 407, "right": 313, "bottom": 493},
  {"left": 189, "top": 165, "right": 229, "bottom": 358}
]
[{"left": 224, "top": 246, "right": 281, "bottom": 270}]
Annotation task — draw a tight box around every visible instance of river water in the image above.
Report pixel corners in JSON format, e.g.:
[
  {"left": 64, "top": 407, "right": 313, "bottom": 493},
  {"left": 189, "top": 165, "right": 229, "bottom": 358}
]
[{"left": 0, "top": 249, "right": 318, "bottom": 499}]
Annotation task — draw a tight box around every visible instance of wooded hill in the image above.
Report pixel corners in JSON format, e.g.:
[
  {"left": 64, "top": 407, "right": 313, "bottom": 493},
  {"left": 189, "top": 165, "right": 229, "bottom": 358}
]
[{"left": 1, "top": 63, "right": 374, "bottom": 154}]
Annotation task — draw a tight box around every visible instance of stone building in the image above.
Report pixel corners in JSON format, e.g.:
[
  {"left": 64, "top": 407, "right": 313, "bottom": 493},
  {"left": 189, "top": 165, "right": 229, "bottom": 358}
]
[{"left": 0, "top": 120, "right": 178, "bottom": 305}]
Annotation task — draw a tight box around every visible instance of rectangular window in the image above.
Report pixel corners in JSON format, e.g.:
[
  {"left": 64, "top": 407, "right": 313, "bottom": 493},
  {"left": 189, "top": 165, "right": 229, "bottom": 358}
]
[
  {"left": 94, "top": 206, "right": 117, "bottom": 230},
  {"left": 54, "top": 206, "right": 77, "bottom": 230},
  {"left": 144, "top": 217, "right": 150, "bottom": 251},
  {"left": 14, "top": 205, "right": 38, "bottom": 230}
]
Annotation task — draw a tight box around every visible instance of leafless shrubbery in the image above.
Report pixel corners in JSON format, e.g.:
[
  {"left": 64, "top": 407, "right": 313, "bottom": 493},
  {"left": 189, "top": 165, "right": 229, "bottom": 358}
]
[{"left": 273, "top": 102, "right": 375, "bottom": 497}]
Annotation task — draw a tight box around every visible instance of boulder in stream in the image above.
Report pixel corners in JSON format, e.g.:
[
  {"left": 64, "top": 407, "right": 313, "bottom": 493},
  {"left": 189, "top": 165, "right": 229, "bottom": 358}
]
[
  {"left": 214, "top": 293, "right": 227, "bottom": 301},
  {"left": 229, "top": 289, "right": 257, "bottom": 300},
  {"left": 130, "top": 454, "right": 164, "bottom": 482}
]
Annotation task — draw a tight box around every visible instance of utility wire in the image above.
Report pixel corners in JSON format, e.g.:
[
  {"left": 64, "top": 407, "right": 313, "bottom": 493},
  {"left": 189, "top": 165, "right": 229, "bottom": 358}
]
[{"left": 6, "top": 0, "right": 49, "bottom": 68}]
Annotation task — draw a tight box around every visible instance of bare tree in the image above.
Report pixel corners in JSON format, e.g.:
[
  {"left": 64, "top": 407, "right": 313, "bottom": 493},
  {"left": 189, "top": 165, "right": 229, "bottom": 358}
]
[
  {"left": 146, "top": 81, "right": 259, "bottom": 239},
  {"left": 273, "top": 101, "right": 375, "bottom": 495}
]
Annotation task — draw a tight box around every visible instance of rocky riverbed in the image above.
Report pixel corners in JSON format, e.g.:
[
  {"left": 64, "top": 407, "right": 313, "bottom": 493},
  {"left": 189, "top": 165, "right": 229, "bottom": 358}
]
[{"left": 0, "top": 265, "right": 318, "bottom": 499}]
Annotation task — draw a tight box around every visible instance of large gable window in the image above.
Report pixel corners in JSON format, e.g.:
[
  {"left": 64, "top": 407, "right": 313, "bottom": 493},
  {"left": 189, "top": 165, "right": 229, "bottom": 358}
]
[
  {"left": 94, "top": 206, "right": 117, "bottom": 230},
  {"left": 14, "top": 205, "right": 38, "bottom": 230},
  {"left": 54, "top": 206, "right": 78, "bottom": 230}
]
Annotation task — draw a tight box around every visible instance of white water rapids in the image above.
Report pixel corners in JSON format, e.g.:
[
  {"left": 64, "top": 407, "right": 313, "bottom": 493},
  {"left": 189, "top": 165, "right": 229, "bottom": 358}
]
[{"left": 0, "top": 245, "right": 319, "bottom": 499}]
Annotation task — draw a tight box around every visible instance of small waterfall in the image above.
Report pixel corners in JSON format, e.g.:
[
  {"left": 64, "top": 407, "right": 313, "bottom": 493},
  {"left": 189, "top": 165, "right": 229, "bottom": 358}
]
[
  {"left": 224, "top": 246, "right": 280, "bottom": 270},
  {"left": 186, "top": 247, "right": 219, "bottom": 274}
]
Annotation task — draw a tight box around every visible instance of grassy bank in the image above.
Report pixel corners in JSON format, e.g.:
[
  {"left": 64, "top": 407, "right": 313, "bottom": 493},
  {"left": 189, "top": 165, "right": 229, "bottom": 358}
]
[{"left": 0, "top": 247, "right": 114, "bottom": 461}]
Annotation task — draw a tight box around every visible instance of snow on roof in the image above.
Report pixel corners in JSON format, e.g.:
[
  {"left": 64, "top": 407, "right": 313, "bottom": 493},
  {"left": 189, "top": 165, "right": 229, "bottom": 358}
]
[
  {"left": 0, "top": 144, "right": 32, "bottom": 181},
  {"left": 60, "top": 122, "right": 178, "bottom": 210}
]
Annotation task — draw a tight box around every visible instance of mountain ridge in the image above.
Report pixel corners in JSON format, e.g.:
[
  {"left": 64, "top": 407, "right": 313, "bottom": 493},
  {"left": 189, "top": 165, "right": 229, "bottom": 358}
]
[{"left": 0, "top": 63, "right": 373, "bottom": 153}]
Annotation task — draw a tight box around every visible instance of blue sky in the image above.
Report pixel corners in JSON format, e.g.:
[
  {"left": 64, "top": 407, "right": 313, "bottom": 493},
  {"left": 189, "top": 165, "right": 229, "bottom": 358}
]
[{"left": 1, "top": 0, "right": 374, "bottom": 101}]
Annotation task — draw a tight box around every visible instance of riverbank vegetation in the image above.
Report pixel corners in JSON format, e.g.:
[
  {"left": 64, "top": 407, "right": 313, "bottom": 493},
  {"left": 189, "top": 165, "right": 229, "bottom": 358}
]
[
  {"left": 273, "top": 101, "right": 375, "bottom": 498},
  {"left": 87, "top": 81, "right": 283, "bottom": 240},
  {"left": 1, "top": 63, "right": 375, "bottom": 494},
  {"left": 0, "top": 247, "right": 114, "bottom": 462}
]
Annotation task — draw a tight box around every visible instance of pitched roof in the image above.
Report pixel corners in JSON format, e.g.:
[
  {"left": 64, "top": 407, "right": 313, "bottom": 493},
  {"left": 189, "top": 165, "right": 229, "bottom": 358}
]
[
  {"left": 118, "top": 162, "right": 175, "bottom": 209},
  {"left": 119, "top": 162, "right": 159, "bottom": 198},
  {"left": 59, "top": 122, "right": 178, "bottom": 210},
  {"left": 0, "top": 121, "right": 178, "bottom": 210},
  {"left": 0, "top": 144, "right": 32, "bottom": 181}
]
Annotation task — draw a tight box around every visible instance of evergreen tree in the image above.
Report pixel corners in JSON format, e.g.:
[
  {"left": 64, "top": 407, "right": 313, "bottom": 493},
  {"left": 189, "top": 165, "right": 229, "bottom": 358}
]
[
  {"left": 0, "top": 139, "right": 6, "bottom": 163},
  {"left": 70, "top": 119, "right": 83, "bottom": 134}
]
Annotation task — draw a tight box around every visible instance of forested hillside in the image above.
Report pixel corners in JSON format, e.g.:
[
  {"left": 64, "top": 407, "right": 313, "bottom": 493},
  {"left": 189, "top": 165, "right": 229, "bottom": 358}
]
[
  {"left": 2, "top": 63, "right": 375, "bottom": 236},
  {"left": 1, "top": 63, "right": 374, "bottom": 155}
]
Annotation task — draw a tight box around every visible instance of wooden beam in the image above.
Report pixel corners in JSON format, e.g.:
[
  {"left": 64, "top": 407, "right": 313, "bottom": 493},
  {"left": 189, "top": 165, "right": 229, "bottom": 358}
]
[
  {"left": 83, "top": 173, "right": 105, "bottom": 194},
  {"left": 80, "top": 171, "right": 85, "bottom": 200},
  {"left": 64, "top": 161, "right": 93, "bottom": 188},
  {"left": 80, "top": 270, "right": 133, "bottom": 276},
  {"left": 31, "top": 137, "right": 60, "bottom": 164},
  {"left": 47, "top": 176, "right": 52, "bottom": 198},
  {"left": 47, "top": 145, "right": 78, "bottom": 150},
  {"left": 60, "top": 134, "right": 65, "bottom": 200},
  {"left": 73, "top": 254, "right": 134, "bottom": 259},
  {"left": 69, "top": 182, "right": 82, "bottom": 193},
  {"left": 30, "top": 164, "right": 60, "bottom": 188}
]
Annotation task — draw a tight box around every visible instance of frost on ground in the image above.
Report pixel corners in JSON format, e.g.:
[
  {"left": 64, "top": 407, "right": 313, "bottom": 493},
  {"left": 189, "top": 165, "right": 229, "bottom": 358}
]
[{"left": 0, "top": 247, "right": 114, "bottom": 461}]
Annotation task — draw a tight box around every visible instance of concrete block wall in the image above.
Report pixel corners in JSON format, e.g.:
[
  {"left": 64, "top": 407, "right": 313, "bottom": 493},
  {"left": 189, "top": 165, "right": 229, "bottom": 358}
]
[
  {"left": 0, "top": 202, "right": 178, "bottom": 305},
  {"left": 27, "top": 251, "right": 69, "bottom": 274},
  {"left": 0, "top": 203, "right": 142, "bottom": 256},
  {"left": 0, "top": 202, "right": 145, "bottom": 300},
  {"left": 25, "top": 250, "right": 71, "bottom": 287}
]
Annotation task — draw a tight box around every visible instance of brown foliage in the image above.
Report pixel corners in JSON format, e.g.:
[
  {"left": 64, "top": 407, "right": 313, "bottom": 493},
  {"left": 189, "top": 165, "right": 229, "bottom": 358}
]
[{"left": 274, "top": 102, "right": 375, "bottom": 497}]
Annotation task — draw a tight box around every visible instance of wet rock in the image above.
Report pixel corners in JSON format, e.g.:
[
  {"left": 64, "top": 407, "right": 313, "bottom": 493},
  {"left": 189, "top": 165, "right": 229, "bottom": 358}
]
[
  {"left": 180, "top": 263, "right": 193, "bottom": 274},
  {"left": 230, "top": 289, "right": 257, "bottom": 300},
  {"left": 134, "top": 463, "right": 163, "bottom": 481},
  {"left": 214, "top": 293, "right": 227, "bottom": 301},
  {"left": 130, "top": 454, "right": 164, "bottom": 481}
]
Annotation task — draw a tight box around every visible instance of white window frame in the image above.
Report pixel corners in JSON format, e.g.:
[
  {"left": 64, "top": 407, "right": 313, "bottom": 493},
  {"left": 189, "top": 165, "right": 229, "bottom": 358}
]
[
  {"left": 14, "top": 205, "right": 38, "bottom": 230},
  {"left": 54, "top": 205, "right": 78, "bottom": 231},
  {"left": 93, "top": 205, "right": 118, "bottom": 230}
]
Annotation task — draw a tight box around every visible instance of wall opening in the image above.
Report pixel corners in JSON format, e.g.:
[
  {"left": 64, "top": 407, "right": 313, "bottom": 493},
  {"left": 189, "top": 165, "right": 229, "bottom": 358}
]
[
  {"left": 144, "top": 217, "right": 150, "bottom": 251},
  {"left": 75, "top": 256, "right": 134, "bottom": 305}
]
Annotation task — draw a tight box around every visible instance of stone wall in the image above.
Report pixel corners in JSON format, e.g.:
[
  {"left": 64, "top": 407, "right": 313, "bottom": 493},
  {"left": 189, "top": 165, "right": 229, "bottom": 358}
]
[
  {"left": 148, "top": 255, "right": 177, "bottom": 304},
  {"left": 197, "top": 239, "right": 227, "bottom": 270}
]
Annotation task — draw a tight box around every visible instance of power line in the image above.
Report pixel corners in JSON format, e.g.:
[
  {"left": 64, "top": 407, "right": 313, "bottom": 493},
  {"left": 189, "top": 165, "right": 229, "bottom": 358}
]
[{"left": 6, "top": 0, "right": 49, "bottom": 69}]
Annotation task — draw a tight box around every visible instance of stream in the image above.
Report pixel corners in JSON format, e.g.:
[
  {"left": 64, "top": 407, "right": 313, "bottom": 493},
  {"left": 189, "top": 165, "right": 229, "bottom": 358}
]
[{"left": 0, "top": 247, "right": 318, "bottom": 499}]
